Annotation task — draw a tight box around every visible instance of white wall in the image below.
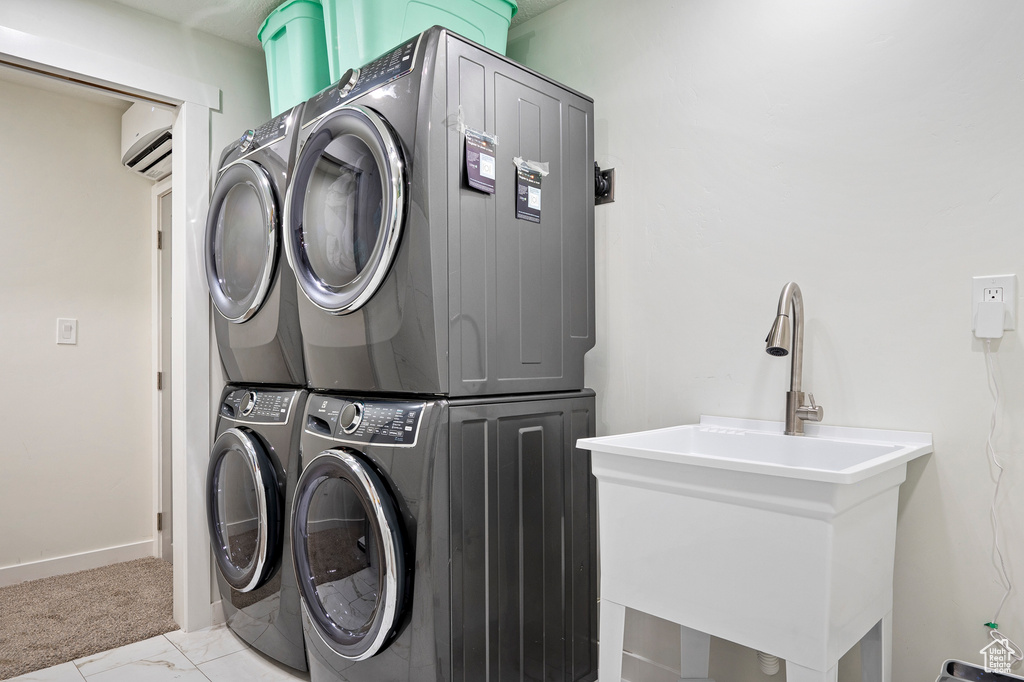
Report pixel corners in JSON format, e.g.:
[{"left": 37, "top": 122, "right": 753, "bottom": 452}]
[
  {"left": 0, "top": 0, "right": 270, "bottom": 165},
  {"left": 509, "top": 1, "right": 1024, "bottom": 680},
  {"left": 0, "top": 77, "right": 153, "bottom": 572},
  {"left": 0, "top": 0, "right": 268, "bottom": 622}
]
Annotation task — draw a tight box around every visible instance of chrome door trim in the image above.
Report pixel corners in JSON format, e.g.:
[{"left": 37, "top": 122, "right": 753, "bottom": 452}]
[
  {"left": 284, "top": 105, "right": 405, "bottom": 315},
  {"left": 292, "top": 449, "right": 403, "bottom": 660},
  {"left": 208, "top": 427, "right": 270, "bottom": 593},
  {"left": 205, "top": 159, "right": 278, "bottom": 323}
]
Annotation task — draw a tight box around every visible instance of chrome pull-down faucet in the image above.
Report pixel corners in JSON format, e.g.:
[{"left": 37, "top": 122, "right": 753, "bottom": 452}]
[{"left": 765, "top": 281, "right": 824, "bottom": 435}]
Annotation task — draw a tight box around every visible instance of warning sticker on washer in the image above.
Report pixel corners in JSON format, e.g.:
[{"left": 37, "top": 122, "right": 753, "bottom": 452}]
[
  {"left": 516, "top": 163, "right": 544, "bottom": 223},
  {"left": 464, "top": 129, "right": 496, "bottom": 194}
]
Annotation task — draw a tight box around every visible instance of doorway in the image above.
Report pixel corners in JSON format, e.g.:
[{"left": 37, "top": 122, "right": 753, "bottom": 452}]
[{"left": 0, "top": 23, "right": 217, "bottom": 631}]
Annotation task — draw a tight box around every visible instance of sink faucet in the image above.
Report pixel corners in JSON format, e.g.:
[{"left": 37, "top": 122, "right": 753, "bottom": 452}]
[{"left": 765, "top": 282, "right": 824, "bottom": 435}]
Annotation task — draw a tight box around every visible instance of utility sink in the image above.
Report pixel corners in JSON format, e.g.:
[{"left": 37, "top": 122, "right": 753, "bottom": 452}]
[
  {"left": 577, "top": 416, "right": 933, "bottom": 682},
  {"left": 582, "top": 415, "right": 932, "bottom": 484}
]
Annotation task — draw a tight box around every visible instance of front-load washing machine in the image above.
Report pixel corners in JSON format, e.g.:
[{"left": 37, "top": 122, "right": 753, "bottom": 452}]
[
  {"left": 291, "top": 390, "right": 598, "bottom": 682},
  {"left": 208, "top": 386, "right": 308, "bottom": 671},
  {"left": 206, "top": 105, "right": 306, "bottom": 386},
  {"left": 284, "top": 26, "right": 595, "bottom": 395}
]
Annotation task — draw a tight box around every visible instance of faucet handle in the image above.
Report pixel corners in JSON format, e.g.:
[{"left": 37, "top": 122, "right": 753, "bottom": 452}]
[{"left": 797, "top": 393, "right": 824, "bottom": 423}]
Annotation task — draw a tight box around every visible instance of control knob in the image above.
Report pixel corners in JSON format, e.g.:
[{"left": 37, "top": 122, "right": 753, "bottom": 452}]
[
  {"left": 337, "top": 68, "right": 359, "bottom": 98},
  {"left": 238, "top": 129, "right": 256, "bottom": 152},
  {"left": 240, "top": 390, "right": 258, "bottom": 416},
  {"left": 339, "top": 401, "right": 363, "bottom": 434}
]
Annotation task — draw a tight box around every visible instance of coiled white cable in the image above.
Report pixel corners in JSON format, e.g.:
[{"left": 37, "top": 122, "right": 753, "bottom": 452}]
[{"left": 983, "top": 339, "right": 1023, "bottom": 664}]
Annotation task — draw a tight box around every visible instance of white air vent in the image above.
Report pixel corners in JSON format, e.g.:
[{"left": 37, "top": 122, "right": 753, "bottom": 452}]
[{"left": 122, "top": 103, "right": 175, "bottom": 181}]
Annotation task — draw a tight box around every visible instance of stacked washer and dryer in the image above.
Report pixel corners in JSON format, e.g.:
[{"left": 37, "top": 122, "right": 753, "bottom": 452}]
[
  {"left": 205, "top": 25, "right": 598, "bottom": 682},
  {"left": 204, "top": 104, "right": 309, "bottom": 671}
]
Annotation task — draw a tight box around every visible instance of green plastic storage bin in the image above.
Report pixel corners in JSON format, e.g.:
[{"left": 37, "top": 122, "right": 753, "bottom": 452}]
[
  {"left": 322, "top": 0, "right": 517, "bottom": 82},
  {"left": 258, "top": 0, "right": 332, "bottom": 116}
]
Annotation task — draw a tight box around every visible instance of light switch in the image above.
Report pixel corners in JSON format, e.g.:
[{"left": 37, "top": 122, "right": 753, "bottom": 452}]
[{"left": 57, "top": 318, "right": 77, "bottom": 345}]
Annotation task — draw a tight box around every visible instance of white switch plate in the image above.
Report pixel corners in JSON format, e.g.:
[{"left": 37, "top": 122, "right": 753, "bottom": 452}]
[
  {"left": 56, "top": 318, "right": 77, "bottom": 345},
  {"left": 972, "top": 274, "right": 1017, "bottom": 332}
]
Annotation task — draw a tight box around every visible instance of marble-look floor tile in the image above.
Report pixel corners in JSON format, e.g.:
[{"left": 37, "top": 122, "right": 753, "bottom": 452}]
[
  {"left": 165, "top": 624, "right": 246, "bottom": 666},
  {"left": 223, "top": 606, "right": 271, "bottom": 643},
  {"left": 6, "top": 661, "right": 86, "bottom": 682},
  {"left": 73, "top": 636, "right": 178, "bottom": 677},
  {"left": 198, "top": 648, "right": 309, "bottom": 682},
  {"left": 82, "top": 647, "right": 207, "bottom": 682}
]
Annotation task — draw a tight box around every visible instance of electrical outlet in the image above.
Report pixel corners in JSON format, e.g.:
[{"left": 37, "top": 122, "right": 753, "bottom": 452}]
[
  {"left": 984, "top": 287, "right": 1004, "bottom": 302},
  {"left": 972, "top": 275, "right": 1017, "bottom": 333}
]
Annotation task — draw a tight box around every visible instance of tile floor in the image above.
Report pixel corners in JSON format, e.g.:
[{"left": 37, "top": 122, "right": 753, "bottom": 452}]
[{"left": 8, "top": 624, "right": 309, "bottom": 682}]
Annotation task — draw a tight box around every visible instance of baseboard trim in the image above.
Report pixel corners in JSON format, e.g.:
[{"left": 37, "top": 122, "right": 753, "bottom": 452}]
[{"left": 0, "top": 540, "right": 154, "bottom": 587}]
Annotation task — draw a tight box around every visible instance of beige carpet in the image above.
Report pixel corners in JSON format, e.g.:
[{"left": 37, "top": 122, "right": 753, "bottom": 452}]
[{"left": 0, "top": 557, "right": 178, "bottom": 680}]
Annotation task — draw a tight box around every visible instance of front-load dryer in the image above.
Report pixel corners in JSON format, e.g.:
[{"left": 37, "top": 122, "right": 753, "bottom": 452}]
[
  {"left": 291, "top": 390, "right": 598, "bottom": 682},
  {"left": 208, "top": 385, "right": 308, "bottom": 671},
  {"left": 206, "top": 105, "right": 306, "bottom": 386},
  {"left": 284, "top": 27, "right": 595, "bottom": 395}
]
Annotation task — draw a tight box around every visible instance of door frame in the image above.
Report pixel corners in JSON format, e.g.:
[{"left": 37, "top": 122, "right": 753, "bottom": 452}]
[
  {"left": 153, "top": 178, "right": 172, "bottom": 561},
  {"left": 0, "top": 24, "right": 218, "bottom": 632}
]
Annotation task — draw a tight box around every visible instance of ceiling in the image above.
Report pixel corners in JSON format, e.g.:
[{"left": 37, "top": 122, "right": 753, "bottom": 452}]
[{"left": 107, "top": 0, "right": 569, "bottom": 50}]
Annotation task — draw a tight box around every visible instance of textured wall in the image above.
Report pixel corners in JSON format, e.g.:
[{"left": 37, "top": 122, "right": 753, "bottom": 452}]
[{"left": 510, "top": 1, "right": 1024, "bottom": 679}]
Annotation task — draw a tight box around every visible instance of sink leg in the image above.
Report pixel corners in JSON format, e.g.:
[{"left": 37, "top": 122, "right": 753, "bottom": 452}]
[
  {"left": 787, "top": 662, "right": 838, "bottom": 681},
  {"left": 680, "top": 624, "right": 711, "bottom": 677},
  {"left": 599, "top": 600, "right": 626, "bottom": 682},
  {"left": 860, "top": 611, "right": 892, "bottom": 682}
]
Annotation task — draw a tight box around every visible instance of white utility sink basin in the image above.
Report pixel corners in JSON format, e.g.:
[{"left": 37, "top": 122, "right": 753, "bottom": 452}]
[
  {"left": 583, "top": 415, "right": 932, "bottom": 484},
  {"left": 577, "top": 416, "right": 933, "bottom": 682}
]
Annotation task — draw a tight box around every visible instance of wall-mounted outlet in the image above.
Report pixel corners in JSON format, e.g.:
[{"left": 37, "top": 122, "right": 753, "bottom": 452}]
[
  {"left": 984, "top": 287, "right": 1004, "bottom": 301},
  {"left": 972, "top": 275, "right": 1017, "bottom": 335}
]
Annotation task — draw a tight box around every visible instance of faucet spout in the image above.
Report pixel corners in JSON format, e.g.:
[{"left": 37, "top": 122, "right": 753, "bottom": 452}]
[{"left": 764, "top": 282, "right": 822, "bottom": 435}]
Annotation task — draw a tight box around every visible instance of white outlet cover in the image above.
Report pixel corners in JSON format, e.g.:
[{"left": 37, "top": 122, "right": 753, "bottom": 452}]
[
  {"left": 56, "top": 318, "right": 77, "bottom": 345},
  {"left": 972, "top": 274, "right": 1017, "bottom": 332}
]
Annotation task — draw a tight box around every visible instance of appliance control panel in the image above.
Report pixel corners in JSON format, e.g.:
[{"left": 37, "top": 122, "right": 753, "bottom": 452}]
[
  {"left": 232, "top": 108, "right": 293, "bottom": 159},
  {"left": 303, "top": 35, "right": 420, "bottom": 125},
  {"left": 221, "top": 388, "right": 297, "bottom": 424},
  {"left": 252, "top": 109, "right": 292, "bottom": 146},
  {"left": 306, "top": 396, "right": 424, "bottom": 448}
]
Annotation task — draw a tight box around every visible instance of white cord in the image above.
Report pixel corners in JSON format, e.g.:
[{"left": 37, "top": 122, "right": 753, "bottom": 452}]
[
  {"left": 983, "top": 339, "right": 1022, "bottom": 662},
  {"left": 990, "top": 628, "right": 1024, "bottom": 664},
  {"left": 984, "top": 340, "right": 1011, "bottom": 622}
]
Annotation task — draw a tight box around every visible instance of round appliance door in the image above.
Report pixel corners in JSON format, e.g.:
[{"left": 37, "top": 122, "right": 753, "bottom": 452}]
[
  {"left": 205, "top": 159, "right": 279, "bottom": 322},
  {"left": 207, "top": 427, "right": 282, "bottom": 592},
  {"left": 292, "top": 449, "right": 406, "bottom": 660},
  {"left": 284, "top": 106, "right": 405, "bottom": 315}
]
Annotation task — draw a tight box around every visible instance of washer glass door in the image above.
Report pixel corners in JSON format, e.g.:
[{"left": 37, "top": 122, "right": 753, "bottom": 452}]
[
  {"left": 205, "top": 160, "right": 279, "bottom": 322},
  {"left": 292, "top": 449, "right": 406, "bottom": 660},
  {"left": 285, "top": 106, "right": 405, "bottom": 314},
  {"left": 207, "top": 427, "right": 282, "bottom": 592}
]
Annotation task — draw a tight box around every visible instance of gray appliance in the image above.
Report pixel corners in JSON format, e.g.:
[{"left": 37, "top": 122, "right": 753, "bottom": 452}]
[
  {"left": 208, "top": 386, "right": 308, "bottom": 671},
  {"left": 283, "top": 26, "right": 595, "bottom": 395},
  {"left": 291, "top": 390, "right": 598, "bottom": 682},
  {"left": 206, "top": 105, "right": 306, "bottom": 386}
]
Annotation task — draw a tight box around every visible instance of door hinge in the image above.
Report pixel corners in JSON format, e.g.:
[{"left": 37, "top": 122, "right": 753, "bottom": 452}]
[
  {"left": 157, "top": 231, "right": 163, "bottom": 250},
  {"left": 157, "top": 371, "right": 163, "bottom": 390},
  {"left": 157, "top": 512, "right": 163, "bottom": 531}
]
